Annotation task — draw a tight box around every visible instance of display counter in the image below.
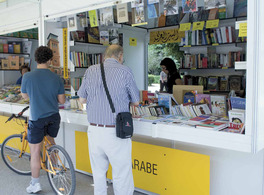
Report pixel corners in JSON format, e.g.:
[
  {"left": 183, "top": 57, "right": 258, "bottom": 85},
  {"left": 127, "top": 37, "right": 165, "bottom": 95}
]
[{"left": 0, "top": 102, "right": 251, "bottom": 152}]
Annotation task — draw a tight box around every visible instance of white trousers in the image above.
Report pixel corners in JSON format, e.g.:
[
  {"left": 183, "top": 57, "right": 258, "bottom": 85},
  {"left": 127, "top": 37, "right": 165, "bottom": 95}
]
[{"left": 87, "top": 125, "right": 134, "bottom": 195}]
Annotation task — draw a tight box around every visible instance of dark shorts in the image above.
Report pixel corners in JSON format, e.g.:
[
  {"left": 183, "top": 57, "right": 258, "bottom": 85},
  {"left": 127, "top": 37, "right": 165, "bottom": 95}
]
[{"left": 27, "top": 113, "right": 61, "bottom": 144}]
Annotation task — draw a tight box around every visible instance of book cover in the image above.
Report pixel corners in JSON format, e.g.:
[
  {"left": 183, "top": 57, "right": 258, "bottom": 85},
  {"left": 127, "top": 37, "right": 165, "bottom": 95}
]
[
  {"left": 158, "top": 14, "right": 166, "bottom": 27},
  {"left": 189, "top": 114, "right": 211, "bottom": 123},
  {"left": 109, "top": 28, "right": 119, "bottom": 45},
  {"left": 117, "top": 3, "right": 129, "bottom": 23},
  {"left": 207, "top": 77, "right": 218, "bottom": 91},
  {"left": 182, "top": 0, "right": 197, "bottom": 13},
  {"left": 0, "top": 44, "right": 3, "bottom": 53},
  {"left": 22, "top": 41, "right": 32, "bottom": 54},
  {"left": 99, "top": 7, "right": 114, "bottom": 27},
  {"left": 183, "top": 90, "right": 196, "bottom": 104},
  {"left": 233, "top": 0, "right": 247, "bottom": 17},
  {"left": 228, "top": 110, "right": 245, "bottom": 124},
  {"left": 88, "top": 10, "right": 99, "bottom": 27},
  {"left": 196, "top": 94, "right": 211, "bottom": 110},
  {"left": 208, "top": 8, "right": 219, "bottom": 20},
  {"left": 148, "top": 0, "right": 159, "bottom": 4},
  {"left": 133, "top": 6, "right": 145, "bottom": 24},
  {"left": 196, "top": 120, "right": 228, "bottom": 131},
  {"left": 8, "top": 56, "right": 19, "bottom": 69},
  {"left": 195, "top": 104, "right": 212, "bottom": 115},
  {"left": 210, "top": 95, "right": 227, "bottom": 116},
  {"left": 164, "top": 0, "right": 178, "bottom": 16},
  {"left": 219, "top": 77, "right": 228, "bottom": 91},
  {"left": 100, "top": 31, "right": 109, "bottom": 45},
  {"left": 148, "top": 3, "right": 158, "bottom": 19},
  {"left": 87, "top": 25, "right": 100, "bottom": 44},
  {"left": 8, "top": 44, "right": 14, "bottom": 53},
  {"left": 67, "top": 14, "right": 78, "bottom": 31},
  {"left": 79, "top": 12, "right": 88, "bottom": 27},
  {"left": 204, "top": 0, "right": 216, "bottom": 9},
  {"left": 230, "top": 97, "right": 246, "bottom": 110},
  {"left": 229, "top": 76, "right": 241, "bottom": 91},
  {"left": 131, "top": 0, "right": 144, "bottom": 8}
]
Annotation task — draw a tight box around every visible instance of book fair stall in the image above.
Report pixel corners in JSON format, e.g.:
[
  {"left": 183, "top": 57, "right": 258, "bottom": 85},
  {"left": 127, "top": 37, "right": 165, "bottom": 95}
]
[{"left": 1, "top": 0, "right": 264, "bottom": 194}]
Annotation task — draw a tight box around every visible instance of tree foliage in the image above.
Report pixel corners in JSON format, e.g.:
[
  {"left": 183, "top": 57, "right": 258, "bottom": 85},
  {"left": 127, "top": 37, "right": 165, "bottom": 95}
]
[{"left": 148, "top": 43, "right": 184, "bottom": 75}]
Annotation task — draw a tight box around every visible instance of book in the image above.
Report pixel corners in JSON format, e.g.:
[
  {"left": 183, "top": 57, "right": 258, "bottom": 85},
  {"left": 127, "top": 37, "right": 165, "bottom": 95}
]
[
  {"left": 164, "top": 0, "right": 178, "bottom": 16},
  {"left": 87, "top": 25, "right": 100, "bottom": 44},
  {"left": 100, "top": 31, "right": 109, "bottom": 45},
  {"left": 196, "top": 120, "right": 228, "bottom": 131},
  {"left": 99, "top": 7, "right": 114, "bottom": 27},
  {"left": 148, "top": 3, "right": 158, "bottom": 19},
  {"left": 131, "top": 0, "right": 144, "bottom": 8},
  {"left": 8, "top": 56, "right": 19, "bottom": 69},
  {"left": 3, "top": 44, "right": 8, "bottom": 53},
  {"left": 22, "top": 41, "right": 32, "bottom": 54},
  {"left": 230, "top": 97, "right": 246, "bottom": 110},
  {"left": 210, "top": 95, "right": 227, "bottom": 116},
  {"left": 189, "top": 114, "right": 212, "bottom": 123},
  {"left": 219, "top": 77, "right": 228, "bottom": 91},
  {"left": 233, "top": 0, "right": 247, "bottom": 17},
  {"left": 158, "top": 14, "right": 166, "bottom": 27},
  {"left": 229, "top": 76, "right": 241, "bottom": 91},
  {"left": 228, "top": 109, "right": 245, "bottom": 124},
  {"left": 204, "top": 0, "right": 217, "bottom": 9},
  {"left": 195, "top": 104, "right": 212, "bottom": 115},
  {"left": 133, "top": 6, "right": 145, "bottom": 24},
  {"left": 182, "top": 0, "right": 197, "bottom": 13},
  {"left": 88, "top": 10, "right": 99, "bottom": 27},
  {"left": 79, "top": 12, "right": 88, "bottom": 27},
  {"left": 195, "top": 94, "right": 211, "bottom": 110},
  {"left": 109, "top": 28, "right": 119, "bottom": 45},
  {"left": 183, "top": 90, "right": 196, "bottom": 104},
  {"left": 208, "top": 8, "right": 219, "bottom": 20},
  {"left": 207, "top": 77, "right": 218, "bottom": 91},
  {"left": 67, "top": 14, "right": 78, "bottom": 31},
  {"left": 117, "top": 3, "right": 129, "bottom": 23}
]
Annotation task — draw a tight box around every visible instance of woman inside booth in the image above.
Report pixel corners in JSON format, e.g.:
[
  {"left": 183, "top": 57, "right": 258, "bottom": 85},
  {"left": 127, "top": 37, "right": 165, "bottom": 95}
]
[
  {"left": 16, "top": 65, "right": 30, "bottom": 85},
  {"left": 160, "top": 58, "right": 182, "bottom": 94}
]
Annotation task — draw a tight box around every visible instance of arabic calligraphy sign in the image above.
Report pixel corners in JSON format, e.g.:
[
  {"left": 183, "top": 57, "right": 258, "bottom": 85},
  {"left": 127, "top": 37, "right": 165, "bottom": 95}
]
[{"left": 149, "top": 28, "right": 185, "bottom": 45}]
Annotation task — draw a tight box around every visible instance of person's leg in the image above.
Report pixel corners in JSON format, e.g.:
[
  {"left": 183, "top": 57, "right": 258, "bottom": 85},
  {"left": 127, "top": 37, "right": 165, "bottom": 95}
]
[
  {"left": 29, "top": 143, "right": 42, "bottom": 178},
  {"left": 26, "top": 119, "right": 45, "bottom": 193},
  {"left": 88, "top": 125, "right": 110, "bottom": 195},
  {"left": 105, "top": 128, "right": 134, "bottom": 195}
]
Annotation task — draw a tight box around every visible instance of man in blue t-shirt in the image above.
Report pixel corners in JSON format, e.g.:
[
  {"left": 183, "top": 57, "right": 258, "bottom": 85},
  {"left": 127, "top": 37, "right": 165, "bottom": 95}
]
[{"left": 21, "top": 46, "right": 65, "bottom": 194}]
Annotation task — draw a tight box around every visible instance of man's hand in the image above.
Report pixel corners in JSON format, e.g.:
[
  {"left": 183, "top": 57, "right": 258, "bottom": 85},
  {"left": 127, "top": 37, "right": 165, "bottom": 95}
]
[
  {"left": 79, "top": 97, "right": 87, "bottom": 104},
  {"left": 21, "top": 93, "right": 29, "bottom": 100}
]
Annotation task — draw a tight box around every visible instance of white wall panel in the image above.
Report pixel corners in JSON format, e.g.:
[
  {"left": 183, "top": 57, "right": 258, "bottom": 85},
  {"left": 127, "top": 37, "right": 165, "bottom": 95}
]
[
  {"left": 42, "top": 0, "right": 132, "bottom": 19},
  {"left": 0, "top": 2, "right": 39, "bottom": 30}
]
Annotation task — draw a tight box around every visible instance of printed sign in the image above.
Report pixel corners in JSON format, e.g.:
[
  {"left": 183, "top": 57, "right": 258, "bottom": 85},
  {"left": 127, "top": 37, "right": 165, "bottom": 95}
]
[
  {"left": 192, "top": 21, "right": 205, "bottom": 31},
  {"left": 180, "top": 23, "right": 191, "bottom": 31},
  {"left": 149, "top": 28, "right": 185, "bottom": 45},
  {"left": 129, "top": 38, "right": 137, "bottom": 46},
  {"left": 239, "top": 23, "right": 247, "bottom": 37},
  {"left": 206, "top": 19, "right": 219, "bottom": 29}
]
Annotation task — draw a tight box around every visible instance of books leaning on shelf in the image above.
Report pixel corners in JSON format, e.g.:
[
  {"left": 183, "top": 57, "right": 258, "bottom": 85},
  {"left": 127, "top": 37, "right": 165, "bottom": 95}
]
[{"left": 70, "top": 51, "right": 103, "bottom": 68}]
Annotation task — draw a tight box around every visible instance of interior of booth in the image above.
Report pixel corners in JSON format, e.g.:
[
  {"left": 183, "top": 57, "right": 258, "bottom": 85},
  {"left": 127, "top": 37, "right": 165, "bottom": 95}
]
[{"left": 0, "top": 0, "right": 248, "bottom": 138}]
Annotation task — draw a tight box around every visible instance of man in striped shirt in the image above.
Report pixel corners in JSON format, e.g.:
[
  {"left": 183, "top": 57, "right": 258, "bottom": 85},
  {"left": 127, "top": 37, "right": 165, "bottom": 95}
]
[{"left": 78, "top": 45, "right": 140, "bottom": 195}]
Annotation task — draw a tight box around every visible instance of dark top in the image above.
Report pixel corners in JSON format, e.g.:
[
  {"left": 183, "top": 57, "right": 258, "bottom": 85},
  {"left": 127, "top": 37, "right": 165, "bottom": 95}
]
[
  {"left": 166, "top": 72, "right": 181, "bottom": 94},
  {"left": 16, "top": 76, "right": 22, "bottom": 85}
]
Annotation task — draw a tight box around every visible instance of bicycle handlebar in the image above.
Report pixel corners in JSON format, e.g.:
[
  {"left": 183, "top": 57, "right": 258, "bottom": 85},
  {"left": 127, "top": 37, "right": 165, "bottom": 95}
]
[{"left": 5, "top": 106, "right": 29, "bottom": 123}]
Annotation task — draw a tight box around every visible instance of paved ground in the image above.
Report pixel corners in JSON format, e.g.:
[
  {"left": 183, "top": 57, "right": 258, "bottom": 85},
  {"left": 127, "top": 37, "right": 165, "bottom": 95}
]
[
  {"left": 148, "top": 83, "right": 159, "bottom": 93},
  {"left": 0, "top": 155, "right": 145, "bottom": 195}
]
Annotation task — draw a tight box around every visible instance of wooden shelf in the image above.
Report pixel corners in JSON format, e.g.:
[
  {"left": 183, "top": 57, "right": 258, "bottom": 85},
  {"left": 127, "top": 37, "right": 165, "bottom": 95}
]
[{"left": 0, "top": 35, "right": 38, "bottom": 41}]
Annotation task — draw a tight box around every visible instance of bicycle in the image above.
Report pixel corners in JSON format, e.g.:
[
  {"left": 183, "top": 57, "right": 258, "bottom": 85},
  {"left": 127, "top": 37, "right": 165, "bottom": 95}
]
[{"left": 0, "top": 106, "right": 76, "bottom": 195}]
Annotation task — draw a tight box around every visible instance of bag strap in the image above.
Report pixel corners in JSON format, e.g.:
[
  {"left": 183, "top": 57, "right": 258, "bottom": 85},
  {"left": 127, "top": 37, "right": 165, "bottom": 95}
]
[{"left": 100, "top": 63, "right": 116, "bottom": 114}]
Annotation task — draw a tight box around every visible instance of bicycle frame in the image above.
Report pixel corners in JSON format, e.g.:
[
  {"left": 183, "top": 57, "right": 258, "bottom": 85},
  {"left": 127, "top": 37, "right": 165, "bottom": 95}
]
[{"left": 18, "top": 119, "right": 64, "bottom": 176}]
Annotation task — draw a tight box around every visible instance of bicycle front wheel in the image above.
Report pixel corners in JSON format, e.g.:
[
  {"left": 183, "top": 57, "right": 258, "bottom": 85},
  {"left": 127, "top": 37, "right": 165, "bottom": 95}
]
[
  {"left": 46, "top": 145, "right": 76, "bottom": 195},
  {"left": 1, "top": 134, "right": 31, "bottom": 175}
]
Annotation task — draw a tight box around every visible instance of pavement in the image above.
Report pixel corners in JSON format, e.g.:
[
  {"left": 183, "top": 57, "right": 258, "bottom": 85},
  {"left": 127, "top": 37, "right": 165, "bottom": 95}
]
[{"left": 0, "top": 154, "right": 145, "bottom": 195}]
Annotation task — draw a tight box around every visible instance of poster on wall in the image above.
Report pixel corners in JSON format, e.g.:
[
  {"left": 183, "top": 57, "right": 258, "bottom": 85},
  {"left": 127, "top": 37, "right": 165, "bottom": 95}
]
[{"left": 149, "top": 28, "right": 185, "bottom": 44}]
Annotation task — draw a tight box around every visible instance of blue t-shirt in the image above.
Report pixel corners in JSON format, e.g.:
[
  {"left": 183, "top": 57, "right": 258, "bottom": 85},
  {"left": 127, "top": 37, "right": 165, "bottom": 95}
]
[{"left": 21, "top": 69, "right": 65, "bottom": 121}]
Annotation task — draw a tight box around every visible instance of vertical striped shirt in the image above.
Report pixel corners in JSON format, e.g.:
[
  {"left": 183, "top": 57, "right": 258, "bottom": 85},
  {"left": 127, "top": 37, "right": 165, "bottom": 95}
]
[{"left": 78, "top": 58, "right": 140, "bottom": 125}]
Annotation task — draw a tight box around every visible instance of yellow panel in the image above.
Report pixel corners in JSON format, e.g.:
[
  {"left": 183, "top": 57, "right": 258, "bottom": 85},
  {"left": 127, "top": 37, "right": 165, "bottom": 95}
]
[
  {"left": 132, "top": 142, "right": 210, "bottom": 195},
  {"left": 75, "top": 131, "right": 92, "bottom": 173},
  {"left": 0, "top": 115, "right": 25, "bottom": 144},
  {"left": 75, "top": 132, "right": 210, "bottom": 195}
]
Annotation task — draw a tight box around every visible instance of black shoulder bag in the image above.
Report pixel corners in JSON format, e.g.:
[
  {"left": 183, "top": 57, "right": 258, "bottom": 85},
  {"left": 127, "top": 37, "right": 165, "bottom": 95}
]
[{"left": 100, "top": 63, "right": 134, "bottom": 139}]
